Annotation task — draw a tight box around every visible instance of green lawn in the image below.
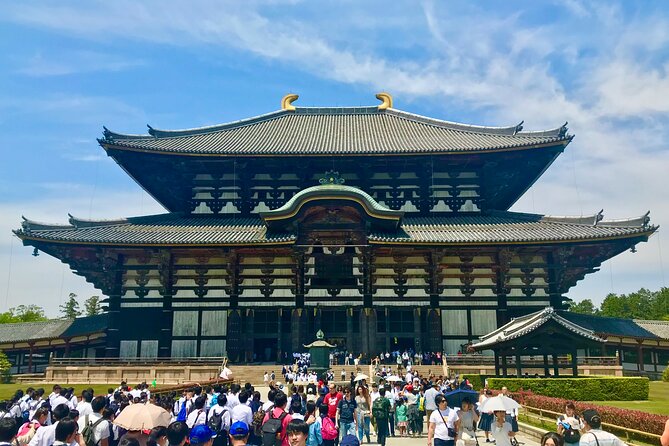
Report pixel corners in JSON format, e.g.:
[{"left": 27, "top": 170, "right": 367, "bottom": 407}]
[
  {"left": 585, "top": 381, "right": 669, "bottom": 415},
  {"left": 0, "top": 383, "right": 114, "bottom": 401}
]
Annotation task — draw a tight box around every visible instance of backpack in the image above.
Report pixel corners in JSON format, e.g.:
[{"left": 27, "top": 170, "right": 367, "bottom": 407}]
[
  {"left": 176, "top": 400, "right": 188, "bottom": 422},
  {"left": 261, "top": 409, "right": 287, "bottom": 446},
  {"left": 81, "top": 415, "right": 107, "bottom": 446},
  {"left": 559, "top": 416, "right": 581, "bottom": 443},
  {"left": 208, "top": 408, "right": 227, "bottom": 433},
  {"left": 372, "top": 398, "right": 387, "bottom": 420},
  {"left": 321, "top": 417, "right": 338, "bottom": 441},
  {"left": 253, "top": 405, "right": 269, "bottom": 437}
]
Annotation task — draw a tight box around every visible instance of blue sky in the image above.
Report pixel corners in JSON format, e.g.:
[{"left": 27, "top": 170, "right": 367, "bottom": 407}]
[{"left": 1, "top": 0, "right": 668, "bottom": 317}]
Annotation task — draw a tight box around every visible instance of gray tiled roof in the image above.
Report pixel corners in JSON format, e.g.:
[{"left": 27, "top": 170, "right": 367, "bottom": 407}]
[
  {"left": 16, "top": 211, "right": 653, "bottom": 247},
  {"left": 368, "top": 211, "right": 654, "bottom": 244},
  {"left": 633, "top": 320, "right": 669, "bottom": 340},
  {"left": 17, "top": 214, "right": 295, "bottom": 245},
  {"left": 100, "top": 107, "right": 571, "bottom": 156},
  {"left": 0, "top": 319, "right": 72, "bottom": 345},
  {"left": 472, "top": 307, "right": 604, "bottom": 350}
]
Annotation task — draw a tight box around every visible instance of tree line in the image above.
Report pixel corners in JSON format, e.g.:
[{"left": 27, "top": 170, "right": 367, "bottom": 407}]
[
  {"left": 0, "top": 293, "right": 103, "bottom": 323},
  {"left": 569, "top": 287, "right": 669, "bottom": 320}
]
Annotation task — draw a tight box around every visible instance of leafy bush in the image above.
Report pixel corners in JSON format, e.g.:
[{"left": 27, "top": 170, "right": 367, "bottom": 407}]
[
  {"left": 662, "top": 364, "right": 669, "bottom": 382},
  {"left": 0, "top": 351, "right": 11, "bottom": 384},
  {"left": 487, "top": 377, "right": 649, "bottom": 401},
  {"left": 515, "top": 391, "right": 666, "bottom": 436}
]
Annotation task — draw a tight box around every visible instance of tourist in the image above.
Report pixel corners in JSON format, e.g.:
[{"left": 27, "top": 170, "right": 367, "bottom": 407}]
[
  {"left": 427, "top": 395, "right": 459, "bottom": 446},
  {"left": 404, "top": 386, "right": 420, "bottom": 437},
  {"left": 579, "top": 409, "right": 625, "bottom": 446},
  {"left": 286, "top": 420, "right": 309, "bottom": 446},
  {"left": 490, "top": 411, "right": 514, "bottom": 446},
  {"left": 371, "top": 388, "right": 390, "bottom": 446},
  {"left": 0, "top": 418, "right": 20, "bottom": 446},
  {"left": 304, "top": 402, "right": 321, "bottom": 446},
  {"left": 77, "top": 396, "right": 110, "bottom": 446},
  {"left": 166, "top": 422, "right": 189, "bottom": 446},
  {"left": 265, "top": 373, "right": 270, "bottom": 385},
  {"left": 319, "top": 404, "right": 337, "bottom": 446},
  {"left": 229, "top": 421, "right": 250, "bottom": 446},
  {"left": 210, "top": 394, "right": 232, "bottom": 446},
  {"left": 478, "top": 390, "right": 494, "bottom": 443},
  {"left": 290, "top": 401, "right": 304, "bottom": 421},
  {"left": 336, "top": 387, "right": 357, "bottom": 440},
  {"left": 395, "top": 398, "right": 407, "bottom": 437},
  {"left": 76, "top": 391, "right": 94, "bottom": 418},
  {"left": 186, "top": 396, "right": 208, "bottom": 428},
  {"left": 456, "top": 399, "right": 478, "bottom": 444},
  {"left": 541, "top": 432, "right": 564, "bottom": 446},
  {"left": 16, "top": 407, "right": 48, "bottom": 446},
  {"left": 557, "top": 402, "right": 583, "bottom": 446},
  {"left": 261, "top": 391, "right": 292, "bottom": 446},
  {"left": 190, "top": 425, "right": 215, "bottom": 446},
  {"left": 354, "top": 387, "right": 370, "bottom": 443},
  {"left": 232, "top": 393, "right": 253, "bottom": 429},
  {"left": 424, "top": 382, "right": 440, "bottom": 422},
  {"left": 147, "top": 427, "right": 168, "bottom": 446},
  {"left": 53, "top": 419, "right": 83, "bottom": 446},
  {"left": 29, "top": 404, "right": 70, "bottom": 446},
  {"left": 326, "top": 385, "right": 342, "bottom": 422}
]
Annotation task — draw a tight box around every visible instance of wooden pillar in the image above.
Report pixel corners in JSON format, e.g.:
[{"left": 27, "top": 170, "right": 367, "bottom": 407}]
[
  {"left": 637, "top": 342, "right": 644, "bottom": 372},
  {"left": 64, "top": 339, "right": 71, "bottom": 358},
  {"left": 277, "top": 308, "right": 283, "bottom": 363},
  {"left": 28, "top": 343, "right": 34, "bottom": 373},
  {"left": 543, "top": 354, "right": 550, "bottom": 377},
  {"left": 245, "top": 309, "right": 255, "bottom": 363},
  {"left": 346, "top": 307, "right": 354, "bottom": 352},
  {"left": 515, "top": 351, "right": 522, "bottom": 377},
  {"left": 103, "top": 253, "right": 123, "bottom": 358},
  {"left": 552, "top": 353, "right": 559, "bottom": 377},
  {"left": 571, "top": 349, "right": 578, "bottom": 376},
  {"left": 494, "top": 351, "right": 500, "bottom": 376},
  {"left": 293, "top": 250, "right": 306, "bottom": 308},
  {"left": 413, "top": 308, "right": 422, "bottom": 353},
  {"left": 501, "top": 351, "right": 508, "bottom": 377},
  {"left": 158, "top": 251, "right": 174, "bottom": 358}
]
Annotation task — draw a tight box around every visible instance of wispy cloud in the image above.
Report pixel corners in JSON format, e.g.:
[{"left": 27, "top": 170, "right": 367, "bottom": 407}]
[{"left": 15, "top": 50, "right": 145, "bottom": 77}]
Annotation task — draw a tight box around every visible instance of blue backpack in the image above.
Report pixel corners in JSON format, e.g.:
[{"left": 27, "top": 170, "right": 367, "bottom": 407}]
[{"left": 176, "top": 401, "right": 188, "bottom": 422}]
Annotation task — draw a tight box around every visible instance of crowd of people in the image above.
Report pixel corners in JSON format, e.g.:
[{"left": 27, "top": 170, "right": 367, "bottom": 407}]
[
  {"left": 329, "top": 350, "right": 448, "bottom": 367},
  {"left": 0, "top": 374, "right": 664, "bottom": 446}
]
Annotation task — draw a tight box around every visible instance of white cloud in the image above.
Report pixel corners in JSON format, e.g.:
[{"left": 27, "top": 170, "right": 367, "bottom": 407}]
[{"left": 15, "top": 50, "right": 145, "bottom": 77}]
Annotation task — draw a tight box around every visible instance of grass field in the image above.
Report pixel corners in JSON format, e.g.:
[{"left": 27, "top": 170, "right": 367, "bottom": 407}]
[{"left": 585, "top": 381, "right": 669, "bottom": 415}]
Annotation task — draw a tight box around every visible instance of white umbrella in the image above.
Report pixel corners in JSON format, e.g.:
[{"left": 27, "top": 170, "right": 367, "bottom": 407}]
[
  {"left": 478, "top": 395, "right": 521, "bottom": 413},
  {"left": 385, "top": 375, "right": 403, "bottom": 382},
  {"left": 114, "top": 403, "right": 172, "bottom": 430},
  {"left": 354, "top": 373, "right": 370, "bottom": 382}
]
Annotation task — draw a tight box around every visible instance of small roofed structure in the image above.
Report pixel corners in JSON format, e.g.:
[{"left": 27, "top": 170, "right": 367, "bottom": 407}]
[{"left": 472, "top": 307, "right": 669, "bottom": 378}]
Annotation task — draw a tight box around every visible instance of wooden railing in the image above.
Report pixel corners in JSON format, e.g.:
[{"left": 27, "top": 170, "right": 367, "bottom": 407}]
[
  {"left": 49, "top": 357, "right": 228, "bottom": 366},
  {"left": 521, "top": 405, "right": 661, "bottom": 445}
]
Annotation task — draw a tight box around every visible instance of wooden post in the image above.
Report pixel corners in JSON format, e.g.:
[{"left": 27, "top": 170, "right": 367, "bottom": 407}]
[
  {"left": 552, "top": 353, "right": 559, "bottom": 377},
  {"left": 494, "top": 351, "right": 500, "bottom": 376},
  {"left": 543, "top": 354, "right": 549, "bottom": 377},
  {"left": 515, "top": 351, "right": 522, "bottom": 377},
  {"left": 501, "top": 351, "right": 508, "bottom": 377},
  {"left": 637, "top": 342, "right": 644, "bottom": 372},
  {"left": 571, "top": 349, "right": 578, "bottom": 376},
  {"left": 28, "top": 343, "right": 34, "bottom": 373}
]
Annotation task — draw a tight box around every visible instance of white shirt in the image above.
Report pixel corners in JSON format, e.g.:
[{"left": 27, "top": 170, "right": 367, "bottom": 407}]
[
  {"left": 429, "top": 407, "right": 459, "bottom": 441},
  {"left": 77, "top": 401, "right": 93, "bottom": 417},
  {"left": 370, "top": 391, "right": 380, "bottom": 403},
  {"left": 579, "top": 430, "right": 626, "bottom": 446},
  {"left": 491, "top": 421, "right": 513, "bottom": 446},
  {"left": 51, "top": 395, "right": 69, "bottom": 409},
  {"left": 210, "top": 406, "right": 231, "bottom": 432},
  {"left": 29, "top": 421, "right": 78, "bottom": 446},
  {"left": 262, "top": 401, "right": 274, "bottom": 411},
  {"left": 78, "top": 413, "right": 111, "bottom": 445},
  {"left": 231, "top": 403, "right": 253, "bottom": 427},
  {"left": 424, "top": 388, "right": 440, "bottom": 411},
  {"left": 186, "top": 408, "right": 207, "bottom": 428},
  {"left": 226, "top": 393, "right": 240, "bottom": 411}
]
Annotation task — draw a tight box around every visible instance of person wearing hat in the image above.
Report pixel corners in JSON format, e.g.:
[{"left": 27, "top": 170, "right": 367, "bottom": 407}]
[
  {"left": 229, "top": 421, "right": 250, "bottom": 446},
  {"left": 579, "top": 409, "right": 625, "bottom": 446},
  {"left": 427, "top": 394, "right": 460, "bottom": 446},
  {"left": 190, "top": 426, "right": 215, "bottom": 446}
]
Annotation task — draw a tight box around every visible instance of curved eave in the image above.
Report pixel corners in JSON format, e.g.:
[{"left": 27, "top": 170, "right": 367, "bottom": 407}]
[
  {"left": 99, "top": 138, "right": 571, "bottom": 158},
  {"left": 260, "top": 186, "right": 403, "bottom": 229},
  {"left": 14, "top": 231, "right": 296, "bottom": 248},
  {"left": 368, "top": 228, "right": 656, "bottom": 246}
]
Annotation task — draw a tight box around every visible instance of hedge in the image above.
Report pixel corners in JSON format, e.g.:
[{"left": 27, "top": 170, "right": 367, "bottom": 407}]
[
  {"left": 487, "top": 377, "right": 649, "bottom": 401},
  {"left": 514, "top": 390, "right": 666, "bottom": 436},
  {"left": 462, "top": 375, "right": 486, "bottom": 390}
]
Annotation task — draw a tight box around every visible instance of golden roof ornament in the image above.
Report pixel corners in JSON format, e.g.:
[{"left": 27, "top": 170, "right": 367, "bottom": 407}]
[
  {"left": 281, "top": 93, "right": 299, "bottom": 111},
  {"left": 376, "top": 92, "right": 393, "bottom": 110}
]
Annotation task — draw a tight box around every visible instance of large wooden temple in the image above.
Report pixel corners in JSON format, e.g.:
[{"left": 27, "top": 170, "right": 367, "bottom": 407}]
[{"left": 15, "top": 93, "right": 656, "bottom": 362}]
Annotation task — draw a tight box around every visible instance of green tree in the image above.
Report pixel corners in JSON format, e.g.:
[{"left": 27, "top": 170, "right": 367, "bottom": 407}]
[
  {"left": 83, "top": 296, "right": 102, "bottom": 316},
  {"left": 0, "top": 350, "right": 11, "bottom": 383},
  {"left": 59, "top": 293, "right": 81, "bottom": 319},
  {"left": 0, "top": 305, "right": 47, "bottom": 324},
  {"left": 569, "top": 298, "right": 599, "bottom": 315}
]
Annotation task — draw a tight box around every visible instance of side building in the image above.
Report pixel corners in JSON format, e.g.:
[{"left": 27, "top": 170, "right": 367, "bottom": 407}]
[{"left": 14, "top": 93, "right": 657, "bottom": 362}]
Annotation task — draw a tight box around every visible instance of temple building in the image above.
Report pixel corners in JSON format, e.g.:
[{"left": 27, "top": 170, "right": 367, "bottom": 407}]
[{"left": 14, "top": 93, "right": 657, "bottom": 362}]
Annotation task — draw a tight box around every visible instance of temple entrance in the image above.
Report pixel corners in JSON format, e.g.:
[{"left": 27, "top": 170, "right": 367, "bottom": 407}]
[
  {"left": 254, "top": 338, "right": 277, "bottom": 363},
  {"left": 390, "top": 336, "right": 415, "bottom": 351}
]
